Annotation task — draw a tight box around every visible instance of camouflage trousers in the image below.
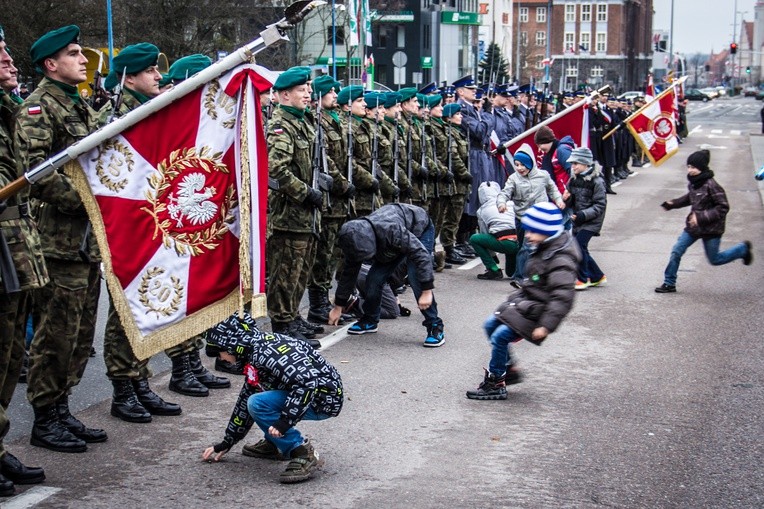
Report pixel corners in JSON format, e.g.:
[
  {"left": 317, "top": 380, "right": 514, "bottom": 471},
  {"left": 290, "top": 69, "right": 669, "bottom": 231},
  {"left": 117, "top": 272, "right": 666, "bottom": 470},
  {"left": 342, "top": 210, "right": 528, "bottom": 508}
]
[
  {"left": 27, "top": 259, "right": 100, "bottom": 408},
  {"left": 103, "top": 295, "right": 201, "bottom": 380},
  {"left": 266, "top": 231, "right": 316, "bottom": 324},
  {"left": 440, "top": 193, "right": 466, "bottom": 249},
  {"left": 308, "top": 217, "right": 345, "bottom": 292},
  {"left": 0, "top": 291, "right": 30, "bottom": 456},
  {"left": 429, "top": 196, "right": 448, "bottom": 241}
]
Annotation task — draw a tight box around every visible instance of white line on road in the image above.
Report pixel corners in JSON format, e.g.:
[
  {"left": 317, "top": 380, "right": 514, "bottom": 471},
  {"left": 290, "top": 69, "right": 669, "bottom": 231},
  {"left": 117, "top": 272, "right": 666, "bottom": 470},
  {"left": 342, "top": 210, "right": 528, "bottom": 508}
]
[
  {"left": 730, "top": 130, "right": 742, "bottom": 135},
  {"left": 710, "top": 129, "right": 723, "bottom": 134},
  {"left": 318, "top": 323, "right": 352, "bottom": 350},
  {"left": 457, "top": 257, "right": 483, "bottom": 270},
  {"left": 0, "top": 487, "right": 62, "bottom": 509},
  {"left": 689, "top": 125, "right": 702, "bottom": 135}
]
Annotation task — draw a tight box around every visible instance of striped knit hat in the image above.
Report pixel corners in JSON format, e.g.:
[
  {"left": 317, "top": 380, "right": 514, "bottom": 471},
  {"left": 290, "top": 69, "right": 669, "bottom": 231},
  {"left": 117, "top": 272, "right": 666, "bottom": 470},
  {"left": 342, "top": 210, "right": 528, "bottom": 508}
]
[{"left": 521, "top": 202, "right": 564, "bottom": 237}]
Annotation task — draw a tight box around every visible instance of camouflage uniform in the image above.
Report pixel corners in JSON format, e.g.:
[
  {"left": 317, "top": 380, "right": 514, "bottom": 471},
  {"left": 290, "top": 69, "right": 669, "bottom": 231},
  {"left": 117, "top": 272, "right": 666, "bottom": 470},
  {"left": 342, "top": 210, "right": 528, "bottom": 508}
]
[
  {"left": 14, "top": 77, "right": 101, "bottom": 411},
  {"left": 266, "top": 106, "right": 318, "bottom": 326},
  {"left": 367, "top": 116, "right": 397, "bottom": 204},
  {"left": 0, "top": 91, "right": 49, "bottom": 457},
  {"left": 382, "top": 116, "right": 412, "bottom": 201},
  {"left": 427, "top": 117, "right": 452, "bottom": 239},
  {"left": 441, "top": 122, "right": 472, "bottom": 251},
  {"left": 348, "top": 114, "right": 382, "bottom": 216},
  {"left": 401, "top": 112, "right": 436, "bottom": 210}
]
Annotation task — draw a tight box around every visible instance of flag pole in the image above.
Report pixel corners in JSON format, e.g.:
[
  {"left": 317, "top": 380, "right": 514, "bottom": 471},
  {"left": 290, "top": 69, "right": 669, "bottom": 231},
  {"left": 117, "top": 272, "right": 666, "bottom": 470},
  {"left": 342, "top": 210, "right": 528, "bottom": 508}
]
[
  {"left": 602, "top": 75, "right": 687, "bottom": 141},
  {"left": 0, "top": 0, "right": 326, "bottom": 202}
]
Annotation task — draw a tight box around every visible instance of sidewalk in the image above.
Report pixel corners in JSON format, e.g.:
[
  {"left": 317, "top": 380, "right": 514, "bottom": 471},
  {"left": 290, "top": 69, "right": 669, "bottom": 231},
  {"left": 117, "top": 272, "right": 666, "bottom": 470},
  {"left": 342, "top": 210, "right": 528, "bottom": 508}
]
[{"left": 748, "top": 133, "right": 764, "bottom": 206}]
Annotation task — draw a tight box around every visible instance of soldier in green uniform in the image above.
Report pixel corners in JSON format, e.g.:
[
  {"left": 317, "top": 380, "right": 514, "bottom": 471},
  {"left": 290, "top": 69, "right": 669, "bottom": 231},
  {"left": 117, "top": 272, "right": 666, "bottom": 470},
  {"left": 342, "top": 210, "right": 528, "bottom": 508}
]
[
  {"left": 15, "top": 25, "right": 106, "bottom": 453},
  {"left": 363, "top": 92, "right": 398, "bottom": 204},
  {"left": 266, "top": 67, "right": 322, "bottom": 348},
  {"left": 339, "top": 85, "right": 379, "bottom": 217},
  {"left": 399, "top": 88, "right": 433, "bottom": 211},
  {"left": 426, "top": 95, "right": 453, "bottom": 248},
  {"left": 305, "top": 75, "right": 355, "bottom": 325},
  {"left": 98, "top": 43, "right": 186, "bottom": 423},
  {"left": 0, "top": 24, "right": 47, "bottom": 495},
  {"left": 441, "top": 103, "right": 472, "bottom": 263},
  {"left": 382, "top": 92, "right": 412, "bottom": 202}
]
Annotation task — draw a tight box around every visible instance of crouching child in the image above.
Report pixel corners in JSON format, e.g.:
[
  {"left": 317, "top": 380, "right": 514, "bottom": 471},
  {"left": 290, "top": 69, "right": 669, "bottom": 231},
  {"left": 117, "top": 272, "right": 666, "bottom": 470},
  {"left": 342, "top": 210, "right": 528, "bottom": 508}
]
[
  {"left": 201, "top": 313, "right": 343, "bottom": 483},
  {"left": 466, "top": 203, "right": 581, "bottom": 400}
]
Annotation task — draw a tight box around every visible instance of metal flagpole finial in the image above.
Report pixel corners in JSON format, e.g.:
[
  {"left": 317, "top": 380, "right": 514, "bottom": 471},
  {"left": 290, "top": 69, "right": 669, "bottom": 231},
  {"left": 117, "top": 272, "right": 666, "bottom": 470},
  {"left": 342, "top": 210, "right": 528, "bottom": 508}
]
[{"left": 281, "top": 0, "right": 327, "bottom": 28}]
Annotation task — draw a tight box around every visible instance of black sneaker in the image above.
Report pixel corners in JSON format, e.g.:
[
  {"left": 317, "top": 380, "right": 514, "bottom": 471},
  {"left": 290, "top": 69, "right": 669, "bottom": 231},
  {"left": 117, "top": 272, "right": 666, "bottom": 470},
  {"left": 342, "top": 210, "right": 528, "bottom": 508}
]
[
  {"left": 466, "top": 370, "right": 507, "bottom": 400},
  {"left": 655, "top": 284, "right": 676, "bottom": 293},
  {"left": 477, "top": 269, "right": 503, "bottom": 280},
  {"left": 743, "top": 241, "right": 753, "bottom": 266}
]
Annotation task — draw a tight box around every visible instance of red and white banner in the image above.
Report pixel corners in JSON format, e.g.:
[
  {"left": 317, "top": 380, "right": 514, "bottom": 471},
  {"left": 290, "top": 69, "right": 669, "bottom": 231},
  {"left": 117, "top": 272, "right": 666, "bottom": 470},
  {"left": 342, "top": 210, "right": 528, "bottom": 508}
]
[
  {"left": 69, "top": 64, "right": 272, "bottom": 359},
  {"left": 624, "top": 82, "right": 681, "bottom": 167},
  {"left": 645, "top": 73, "right": 655, "bottom": 101},
  {"left": 489, "top": 130, "right": 508, "bottom": 171}
]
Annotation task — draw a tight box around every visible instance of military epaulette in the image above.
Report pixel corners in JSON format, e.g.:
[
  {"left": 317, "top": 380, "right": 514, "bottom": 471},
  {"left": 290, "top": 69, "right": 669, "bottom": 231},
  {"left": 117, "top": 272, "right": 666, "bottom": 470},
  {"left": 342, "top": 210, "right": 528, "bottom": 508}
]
[
  {"left": 271, "top": 123, "right": 284, "bottom": 135},
  {"left": 27, "top": 105, "right": 42, "bottom": 115}
]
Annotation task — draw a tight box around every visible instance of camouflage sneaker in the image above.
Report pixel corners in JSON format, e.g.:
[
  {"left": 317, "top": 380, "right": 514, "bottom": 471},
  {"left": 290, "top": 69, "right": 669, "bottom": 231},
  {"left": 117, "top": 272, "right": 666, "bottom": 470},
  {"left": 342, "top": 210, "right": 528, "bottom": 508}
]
[
  {"left": 241, "top": 439, "right": 285, "bottom": 460},
  {"left": 279, "top": 441, "right": 323, "bottom": 484}
]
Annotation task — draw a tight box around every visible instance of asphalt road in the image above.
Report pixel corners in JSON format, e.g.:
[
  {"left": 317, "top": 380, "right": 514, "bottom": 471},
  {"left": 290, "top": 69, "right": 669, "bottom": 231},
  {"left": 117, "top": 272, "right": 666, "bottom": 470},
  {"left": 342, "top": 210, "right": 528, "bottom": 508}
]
[{"left": 2, "top": 96, "right": 763, "bottom": 509}]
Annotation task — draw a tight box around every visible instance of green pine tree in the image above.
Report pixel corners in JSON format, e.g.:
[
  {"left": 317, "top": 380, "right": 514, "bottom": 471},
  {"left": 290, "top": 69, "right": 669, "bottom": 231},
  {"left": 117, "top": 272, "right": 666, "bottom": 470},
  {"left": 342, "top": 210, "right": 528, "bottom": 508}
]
[{"left": 478, "top": 43, "right": 510, "bottom": 85}]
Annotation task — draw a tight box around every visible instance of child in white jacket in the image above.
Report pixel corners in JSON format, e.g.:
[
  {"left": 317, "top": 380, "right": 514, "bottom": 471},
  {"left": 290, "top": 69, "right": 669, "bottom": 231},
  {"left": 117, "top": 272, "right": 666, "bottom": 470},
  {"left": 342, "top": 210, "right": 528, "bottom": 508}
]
[{"left": 469, "top": 182, "right": 519, "bottom": 280}]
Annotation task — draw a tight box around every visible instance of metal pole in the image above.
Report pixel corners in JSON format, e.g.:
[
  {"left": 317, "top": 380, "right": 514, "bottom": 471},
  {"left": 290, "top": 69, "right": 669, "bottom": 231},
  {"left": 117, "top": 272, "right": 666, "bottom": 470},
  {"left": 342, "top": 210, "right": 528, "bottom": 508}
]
[
  {"left": 332, "top": 0, "right": 337, "bottom": 79},
  {"left": 732, "top": 0, "right": 738, "bottom": 91},
  {"left": 668, "top": 0, "right": 674, "bottom": 72},
  {"left": 516, "top": 2, "right": 521, "bottom": 83},
  {"left": 544, "top": 0, "right": 551, "bottom": 83},
  {"left": 106, "top": 0, "right": 114, "bottom": 69}
]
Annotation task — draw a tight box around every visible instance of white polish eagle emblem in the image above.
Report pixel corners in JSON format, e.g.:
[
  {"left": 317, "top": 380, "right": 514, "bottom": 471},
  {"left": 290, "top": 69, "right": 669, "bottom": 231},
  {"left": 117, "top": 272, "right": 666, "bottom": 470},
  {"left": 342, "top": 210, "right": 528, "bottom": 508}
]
[{"left": 167, "top": 173, "right": 218, "bottom": 227}]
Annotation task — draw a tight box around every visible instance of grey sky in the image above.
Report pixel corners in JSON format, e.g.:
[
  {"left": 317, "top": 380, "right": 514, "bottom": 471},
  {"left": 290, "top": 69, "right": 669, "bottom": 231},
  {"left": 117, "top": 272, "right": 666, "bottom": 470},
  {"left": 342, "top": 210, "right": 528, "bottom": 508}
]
[{"left": 653, "top": 0, "right": 757, "bottom": 55}]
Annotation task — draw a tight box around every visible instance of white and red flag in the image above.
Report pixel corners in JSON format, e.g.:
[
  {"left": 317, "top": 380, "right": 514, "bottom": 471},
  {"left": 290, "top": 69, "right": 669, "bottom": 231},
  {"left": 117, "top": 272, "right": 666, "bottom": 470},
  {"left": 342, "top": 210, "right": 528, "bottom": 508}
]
[
  {"left": 645, "top": 73, "right": 655, "bottom": 101},
  {"left": 67, "top": 64, "right": 272, "bottom": 359},
  {"left": 624, "top": 79, "right": 683, "bottom": 167}
]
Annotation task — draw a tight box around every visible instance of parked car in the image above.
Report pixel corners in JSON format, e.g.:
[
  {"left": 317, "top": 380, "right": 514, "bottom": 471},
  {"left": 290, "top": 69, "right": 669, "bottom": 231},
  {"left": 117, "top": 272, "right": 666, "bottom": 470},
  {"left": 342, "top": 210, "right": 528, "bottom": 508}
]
[
  {"left": 684, "top": 89, "right": 711, "bottom": 101},
  {"left": 743, "top": 86, "right": 758, "bottom": 97},
  {"left": 699, "top": 87, "right": 719, "bottom": 98},
  {"left": 617, "top": 90, "right": 643, "bottom": 101},
  {"left": 715, "top": 86, "right": 728, "bottom": 96}
]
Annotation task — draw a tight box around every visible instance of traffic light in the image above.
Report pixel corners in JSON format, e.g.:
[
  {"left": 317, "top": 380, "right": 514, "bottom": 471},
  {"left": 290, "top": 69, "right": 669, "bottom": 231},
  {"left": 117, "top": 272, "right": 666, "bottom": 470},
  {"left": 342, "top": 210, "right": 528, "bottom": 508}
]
[
  {"left": 730, "top": 42, "right": 738, "bottom": 54},
  {"left": 746, "top": 66, "right": 751, "bottom": 74}
]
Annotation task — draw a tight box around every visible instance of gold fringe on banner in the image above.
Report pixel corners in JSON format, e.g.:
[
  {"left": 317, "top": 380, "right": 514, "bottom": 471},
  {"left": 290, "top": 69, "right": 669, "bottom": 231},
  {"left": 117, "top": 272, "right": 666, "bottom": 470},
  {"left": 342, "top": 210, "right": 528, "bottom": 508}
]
[{"left": 239, "top": 81, "right": 253, "bottom": 315}]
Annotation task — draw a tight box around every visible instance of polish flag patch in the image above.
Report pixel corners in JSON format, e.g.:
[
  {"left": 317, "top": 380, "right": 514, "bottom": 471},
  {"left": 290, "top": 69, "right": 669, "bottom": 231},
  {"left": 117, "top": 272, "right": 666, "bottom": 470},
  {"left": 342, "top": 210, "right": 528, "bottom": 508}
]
[{"left": 27, "top": 105, "right": 42, "bottom": 115}]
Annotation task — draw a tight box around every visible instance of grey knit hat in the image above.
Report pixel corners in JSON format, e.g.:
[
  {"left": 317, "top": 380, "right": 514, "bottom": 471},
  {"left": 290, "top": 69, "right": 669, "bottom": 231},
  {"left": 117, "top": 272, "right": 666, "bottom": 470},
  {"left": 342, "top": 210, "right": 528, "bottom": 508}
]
[{"left": 568, "top": 146, "right": 594, "bottom": 167}]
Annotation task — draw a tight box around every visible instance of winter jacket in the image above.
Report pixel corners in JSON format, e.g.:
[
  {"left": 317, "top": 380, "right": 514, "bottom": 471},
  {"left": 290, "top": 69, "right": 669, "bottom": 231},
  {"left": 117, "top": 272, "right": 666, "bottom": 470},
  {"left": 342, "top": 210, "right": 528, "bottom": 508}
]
[
  {"left": 664, "top": 173, "right": 729, "bottom": 239},
  {"left": 497, "top": 143, "right": 562, "bottom": 216},
  {"left": 206, "top": 314, "right": 343, "bottom": 447},
  {"left": 564, "top": 165, "right": 607, "bottom": 235},
  {"left": 476, "top": 181, "right": 516, "bottom": 236},
  {"left": 494, "top": 232, "right": 581, "bottom": 341},
  {"left": 539, "top": 135, "right": 574, "bottom": 194},
  {"left": 334, "top": 203, "right": 433, "bottom": 307}
]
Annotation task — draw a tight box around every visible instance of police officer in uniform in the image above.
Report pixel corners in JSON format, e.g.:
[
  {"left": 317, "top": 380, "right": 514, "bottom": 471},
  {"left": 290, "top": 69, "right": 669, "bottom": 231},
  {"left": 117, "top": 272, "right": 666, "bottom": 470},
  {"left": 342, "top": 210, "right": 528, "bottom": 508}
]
[{"left": 16, "top": 25, "right": 106, "bottom": 453}]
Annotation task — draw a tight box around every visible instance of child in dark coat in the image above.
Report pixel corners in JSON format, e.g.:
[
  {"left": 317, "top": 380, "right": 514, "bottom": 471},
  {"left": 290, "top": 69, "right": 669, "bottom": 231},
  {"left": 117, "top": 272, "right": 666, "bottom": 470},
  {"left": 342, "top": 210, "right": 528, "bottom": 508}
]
[
  {"left": 466, "top": 203, "right": 581, "bottom": 400},
  {"left": 655, "top": 150, "right": 753, "bottom": 293}
]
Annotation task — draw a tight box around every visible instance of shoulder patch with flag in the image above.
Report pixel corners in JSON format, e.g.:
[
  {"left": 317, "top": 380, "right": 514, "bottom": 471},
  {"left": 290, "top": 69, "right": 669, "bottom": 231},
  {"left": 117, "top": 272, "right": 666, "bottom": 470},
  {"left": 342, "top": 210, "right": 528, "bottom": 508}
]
[
  {"left": 271, "top": 123, "right": 284, "bottom": 135},
  {"left": 27, "top": 105, "right": 42, "bottom": 115}
]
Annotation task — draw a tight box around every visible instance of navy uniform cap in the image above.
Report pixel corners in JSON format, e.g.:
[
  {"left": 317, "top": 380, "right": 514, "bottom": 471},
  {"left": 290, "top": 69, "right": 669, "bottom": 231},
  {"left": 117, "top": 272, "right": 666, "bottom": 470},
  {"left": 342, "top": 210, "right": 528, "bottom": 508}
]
[
  {"left": 442, "top": 103, "right": 462, "bottom": 118},
  {"left": 518, "top": 83, "right": 533, "bottom": 95},
  {"left": 418, "top": 81, "right": 438, "bottom": 95},
  {"left": 439, "top": 85, "right": 455, "bottom": 97},
  {"left": 506, "top": 85, "right": 519, "bottom": 97},
  {"left": 452, "top": 74, "right": 476, "bottom": 89},
  {"left": 30, "top": 25, "right": 80, "bottom": 64},
  {"left": 474, "top": 88, "right": 485, "bottom": 100}
]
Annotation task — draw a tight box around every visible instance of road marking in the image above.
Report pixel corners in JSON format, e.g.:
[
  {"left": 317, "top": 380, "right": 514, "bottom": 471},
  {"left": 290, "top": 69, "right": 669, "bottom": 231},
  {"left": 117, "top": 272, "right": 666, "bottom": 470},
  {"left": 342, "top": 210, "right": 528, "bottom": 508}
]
[
  {"left": 319, "top": 323, "right": 352, "bottom": 350},
  {"left": 730, "top": 130, "right": 742, "bottom": 135},
  {"left": 641, "top": 163, "right": 652, "bottom": 168},
  {"left": 1, "top": 487, "right": 62, "bottom": 509},
  {"left": 707, "top": 134, "right": 730, "bottom": 139},
  {"left": 689, "top": 125, "right": 702, "bottom": 135},
  {"left": 698, "top": 143, "right": 727, "bottom": 149},
  {"left": 710, "top": 129, "right": 723, "bottom": 134},
  {"left": 457, "top": 257, "right": 483, "bottom": 270}
]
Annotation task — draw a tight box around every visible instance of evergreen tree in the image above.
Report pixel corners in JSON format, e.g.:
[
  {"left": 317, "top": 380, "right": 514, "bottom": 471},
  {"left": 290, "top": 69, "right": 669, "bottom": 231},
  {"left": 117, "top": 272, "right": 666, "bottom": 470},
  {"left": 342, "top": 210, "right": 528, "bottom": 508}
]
[{"left": 478, "top": 43, "right": 510, "bottom": 85}]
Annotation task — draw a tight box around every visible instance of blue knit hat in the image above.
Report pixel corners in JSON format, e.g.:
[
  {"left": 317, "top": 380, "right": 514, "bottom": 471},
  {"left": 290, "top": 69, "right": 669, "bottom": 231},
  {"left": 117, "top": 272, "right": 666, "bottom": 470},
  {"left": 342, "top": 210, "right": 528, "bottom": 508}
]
[
  {"left": 513, "top": 151, "right": 534, "bottom": 170},
  {"left": 522, "top": 202, "right": 564, "bottom": 237}
]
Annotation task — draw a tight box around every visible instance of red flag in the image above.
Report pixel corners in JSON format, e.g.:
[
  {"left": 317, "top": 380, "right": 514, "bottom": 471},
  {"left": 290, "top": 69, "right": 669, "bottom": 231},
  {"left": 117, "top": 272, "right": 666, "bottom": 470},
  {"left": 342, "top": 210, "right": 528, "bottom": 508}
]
[
  {"left": 624, "top": 85, "right": 679, "bottom": 167},
  {"left": 645, "top": 73, "right": 655, "bottom": 101},
  {"left": 69, "top": 64, "right": 272, "bottom": 359},
  {"left": 506, "top": 99, "right": 590, "bottom": 161}
]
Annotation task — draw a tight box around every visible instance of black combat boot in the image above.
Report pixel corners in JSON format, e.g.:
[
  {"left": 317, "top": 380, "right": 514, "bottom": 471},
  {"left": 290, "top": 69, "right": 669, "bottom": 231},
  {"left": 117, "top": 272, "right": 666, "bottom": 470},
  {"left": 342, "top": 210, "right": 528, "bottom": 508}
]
[
  {"left": 214, "top": 356, "right": 244, "bottom": 375},
  {"left": 465, "top": 369, "right": 508, "bottom": 400},
  {"left": 57, "top": 395, "right": 107, "bottom": 443},
  {"left": 307, "top": 287, "right": 335, "bottom": 324},
  {"left": 30, "top": 405, "right": 87, "bottom": 453},
  {"left": 289, "top": 318, "right": 317, "bottom": 338},
  {"left": 0, "top": 452, "right": 45, "bottom": 485},
  {"left": 188, "top": 349, "right": 230, "bottom": 389},
  {"left": 272, "top": 322, "right": 321, "bottom": 350},
  {"left": 296, "top": 315, "right": 324, "bottom": 335},
  {"left": 168, "top": 354, "right": 209, "bottom": 397},
  {"left": 0, "top": 473, "right": 13, "bottom": 497},
  {"left": 111, "top": 379, "right": 152, "bottom": 423},
  {"left": 444, "top": 245, "right": 467, "bottom": 265},
  {"left": 132, "top": 378, "right": 182, "bottom": 416}
]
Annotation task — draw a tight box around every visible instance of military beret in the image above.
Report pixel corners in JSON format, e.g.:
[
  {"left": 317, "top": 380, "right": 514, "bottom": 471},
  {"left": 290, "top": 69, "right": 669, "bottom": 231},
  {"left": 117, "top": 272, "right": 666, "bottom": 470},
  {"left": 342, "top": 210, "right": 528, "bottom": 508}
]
[
  {"left": 416, "top": 93, "right": 429, "bottom": 109},
  {"left": 158, "top": 74, "right": 172, "bottom": 88},
  {"left": 337, "top": 85, "right": 365, "bottom": 105},
  {"left": 442, "top": 103, "right": 462, "bottom": 118},
  {"left": 272, "top": 66, "right": 311, "bottom": 91},
  {"left": 312, "top": 75, "right": 341, "bottom": 99},
  {"left": 364, "top": 91, "right": 385, "bottom": 108},
  {"left": 168, "top": 53, "right": 212, "bottom": 82},
  {"left": 418, "top": 81, "right": 438, "bottom": 95},
  {"left": 30, "top": 25, "right": 80, "bottom": 64},
  {"left": 398, "top": 87, "right": 418, "bottom": 102},
  {"left": 452, "top": 74, "right": 476, "bottom": 89},
  {"left": 103, "top": 43, "right": 160, "bottom": 90},
  {"left": 383, "top": 91, "right": 402, "bottom": 108},
  {"left": 427, "top": 94, "right": 442, "bottom": 109}
]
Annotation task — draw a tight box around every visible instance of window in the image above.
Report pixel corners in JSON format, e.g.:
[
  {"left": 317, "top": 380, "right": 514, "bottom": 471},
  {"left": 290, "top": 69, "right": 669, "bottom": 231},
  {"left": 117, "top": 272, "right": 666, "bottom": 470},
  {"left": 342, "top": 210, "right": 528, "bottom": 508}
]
[
  {"left": 536, "top": 7, "right": 546, "bottom": 23},
  {"left": 519, "top": 7, "right": 528, "bottom": 23},
  {"left": 535, "top": 56, "right": 545, "bottom": 69},
  {"left": 581, "top": 4, "right": 591, "bottom": 22},
  {"left": 327, "top": 26, "right": 345, "bottom": 45},
  {"left": 520, "top": 31, "right": 528, "bottom": 46},
  {"left": 590, "top": 65, "right": 604, "bottom": 77},
  {"left": 535, "top": 31, "right": 546, "bottom": 46},
  {"left": 596, "top": 32, "right": 606, "bottom": 52},
  {"left": 580, "top": 32, "right": 590, "bottom": 52},
  {"left": 566, "top": 66, "right": 578, "bottom": 77},
  {"left": 378, "top": 26, "right": 388, "bottom": 48},
  {"left": 377, "top": 64, "right": 387, "bottom": 84},
  {"left": 564, "top": 32, "right": 575, "bottom": 52},
  {"left": 396, "top": 26, "right": 405, "bottom": 48},
  {"left": 565, "top": 4, "right": 575, "bottom": 22},
  {"left": 596, "top": 4, "right": 608, "bottom": 22},
  {"left": 423, "top": 24, "right": 430, "bottom": 50}
]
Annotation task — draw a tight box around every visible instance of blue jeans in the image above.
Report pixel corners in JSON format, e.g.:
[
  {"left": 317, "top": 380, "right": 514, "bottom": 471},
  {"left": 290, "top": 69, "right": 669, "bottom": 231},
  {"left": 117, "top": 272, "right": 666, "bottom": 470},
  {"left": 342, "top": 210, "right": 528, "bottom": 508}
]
[
  {"left": 574, "top": 229, "right": 604, "bottom": 282},
  {"left": 512, "top": 218, "right": 528, "bottom": 280},
  {"left": 361, "top": 221, "right": 441, "bottom": 328},
  {"left": 247, "top": 390, "right": 331, "bottom": 456},
  {"left": 484, "top": 315, "right": 521, "bottom": 377},
  {"left": 663, "top": 231, "right": 748, "bottom": 286}
]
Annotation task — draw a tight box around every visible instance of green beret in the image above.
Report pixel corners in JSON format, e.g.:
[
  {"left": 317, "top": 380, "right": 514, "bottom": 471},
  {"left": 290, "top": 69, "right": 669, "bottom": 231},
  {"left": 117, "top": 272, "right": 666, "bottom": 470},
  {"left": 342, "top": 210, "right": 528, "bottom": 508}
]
[
  {"left": 416, "top": 93, "right": 429, "bottom": 109},
  {"left": 273, "top": 66, "right": 311, "bottom": 91},
  {"left": 427, "top": 94, "right": 443, "bottom": 109},
  {"left": 312, "top": 75, "right": 341, "bottom": 99},
  {"left": 103, "top": 43, "right": 159, "bottom": 90},
  {"left": 383, "top": 92, "right": 402, "bottom": 108},
  {"left": 398, "top": 87, "right": 417, "bottom": 102},
  {"left": 158, "top": 73, "right": 172, "bottom": 88},
  {"left": 337, "top": 85, "right": 365, "bottom": 106},
  {"left": 364, "top": 91, "right": 385, "bottom": 108},
  {"left": 442, "top": 103, "right": 462, "bottom": 118},
  {"left": 167, "top": 54, "right": 212, "bottom": 81},
  {"left": 30, "top": 25, "right": 80, "bottom": 64}
]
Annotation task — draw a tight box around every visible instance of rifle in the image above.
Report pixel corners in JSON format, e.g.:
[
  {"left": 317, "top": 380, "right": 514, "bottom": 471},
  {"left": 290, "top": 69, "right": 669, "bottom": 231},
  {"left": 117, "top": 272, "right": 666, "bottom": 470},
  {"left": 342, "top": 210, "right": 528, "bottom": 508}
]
[
  {"left": 428, "top": 117, "right": 440, "bottom": 200},
  {"left": 446, "top": 121, "right": 454, "bottom": 195},
  {"left": 406, "top": 116, "right": 413, "bottom": 203},
  {"left": 419, "top": 117, "right": 428, "bottom": 202},
  {"left": 106, "top": 69, "right": 128, "bottom": 124},
  {"left": 89, "top": 51, "right": 105, "bottom": 109},
  {"left": 310, "top": 99, "right": 322, "bottom": 237},
  {"left": 370, "top": 106, "right": 381, "bottom": 211},
  {"left": 392, "top": 113, "right": 400, "bottom": 203},
  {"left": 346, "top": 95, "right": 355, "bottom": 217}
]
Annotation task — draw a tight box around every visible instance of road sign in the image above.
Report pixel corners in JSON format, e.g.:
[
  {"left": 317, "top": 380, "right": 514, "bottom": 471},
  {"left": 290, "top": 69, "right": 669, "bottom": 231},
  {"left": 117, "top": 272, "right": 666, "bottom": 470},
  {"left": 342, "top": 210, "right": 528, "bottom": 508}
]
[
  {"left": 394, "top": 67, "right": 406, "bottom": 85},
  {"left": 412, "top": 72, "right": 422, "bottom": 85},
  {"left": 392, "top": 51, "right": 407, "bottom": 68}
]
